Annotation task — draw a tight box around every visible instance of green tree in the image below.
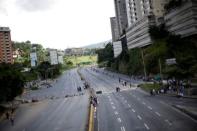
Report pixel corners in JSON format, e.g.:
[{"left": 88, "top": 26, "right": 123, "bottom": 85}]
[
  {"left": 37, "top": 61, "right": 51, "bottom": 79},
  {"left": 128, "top": 48, "right": 143, "bottom": 75},
  {"left": 96, "top": 43, "right": 114, "bottom": 66},
  {"left": 0, "top": 63, "right": 25, "bottom": 102},
  {"left": 13, "top": 41, "right": 46, "bottom": 66},
  {"left": 164, "top": 35, "right": 197, "bottom": 79},
  {"left": 144, "top": 40, "right": 168, "bottom": 75},
  {"left": 37, "top": 62, "right": 62, "bottom": 79}
]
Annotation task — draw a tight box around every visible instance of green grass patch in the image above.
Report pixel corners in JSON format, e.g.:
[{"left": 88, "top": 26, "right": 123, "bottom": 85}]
[
  {"left": 64, "top": 55, "right": 97, "bottom": 66},
  {"left": 139, "top": 83, "right": 161, "bottom": 92}
]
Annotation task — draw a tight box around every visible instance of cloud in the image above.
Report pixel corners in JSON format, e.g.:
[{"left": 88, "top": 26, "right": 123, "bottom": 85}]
[
  {"left": 0, "top": 0, "right": 8, "bottom": 14},
  {"left": 15, "top": 0, "right": 55, "bottom": 12}
]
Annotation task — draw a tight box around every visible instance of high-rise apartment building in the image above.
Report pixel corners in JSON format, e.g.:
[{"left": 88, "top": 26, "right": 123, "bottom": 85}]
[
  {"left": 125, "top": 0, "right": 169, "bottom": 49},
  {"left": 164, "top": 0, "right": 197, "bottom": 38},
  {"left": 110, "top": 17, "right": 120, "bottom": 42},
  {"left": 112, "top": 0, "right": 170, "bottom": 50},
  {"left": 126, "top": 0, "right": 169, "bottom": 27},
  {"left": 114, "top": 0, "right": 128, "bottom": 36},
  {"left": 0, "top": 27, "right": 13, "bottom": 64}
]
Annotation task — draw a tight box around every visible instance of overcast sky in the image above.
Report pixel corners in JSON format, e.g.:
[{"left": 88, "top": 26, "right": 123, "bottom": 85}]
[{"left": 0, "top": 0, "right": 115, "bottom": 49}]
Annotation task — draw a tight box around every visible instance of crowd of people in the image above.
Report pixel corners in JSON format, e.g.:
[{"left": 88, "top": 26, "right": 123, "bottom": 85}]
[
  {"left": 166, "top": 79, "right": 189, "bottom": 97},
  {"left": 90, "top": 96, "right": 98, "bottom": 107}
]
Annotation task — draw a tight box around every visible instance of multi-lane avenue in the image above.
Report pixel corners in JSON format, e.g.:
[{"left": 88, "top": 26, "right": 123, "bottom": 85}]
[
  {"left": 0, "top": 67, "right": 197, "bottom": 131},
  {"left": 81, "top": 67, "right": 197, "bottom": 131},
  {"left": 0, "top": 69, "right": 89, "bottom": 131}
]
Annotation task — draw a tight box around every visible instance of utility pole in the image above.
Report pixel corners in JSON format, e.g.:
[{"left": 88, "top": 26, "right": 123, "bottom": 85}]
[
  {"left": 159, "top": 58, "right": 163, "bottom": 83},
  {"left": 141, "top": 48, "right": 147, "bottom": 80}
]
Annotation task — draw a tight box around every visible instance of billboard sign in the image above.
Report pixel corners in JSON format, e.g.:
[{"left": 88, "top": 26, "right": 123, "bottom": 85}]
[
  {"left": 166, "top": 58, "right": 176, "bottom": 65},
  {"left": 113, "top": 41, "right": 122, "bottom": 58},
  {"left": 50, "top": 50, "right": 58, "bottom": 65},
  {"left": 30, "top": 52, "right": 37, "bottom": 67}
]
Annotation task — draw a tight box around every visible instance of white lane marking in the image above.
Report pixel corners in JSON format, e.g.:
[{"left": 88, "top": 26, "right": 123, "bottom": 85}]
[
  {"left": 131, "top": 109, "right": 136, "bottom": 113},
  {"left": 117, "top": 118, "right": 122, "bottom": 123},
  {"left": 125, "top": 100, "right": 127, "bottom": 103},
  {"left": 137, "top": 98, "right": 141, "bottom": 101},
  {"left": 97, "top": 111, "right": 100, "bottom": 131},
  {"left": 114, "top": 111, "right": 119, "bottom": 115},
  {"left": 121, "top": 126, "right": 126, "bottom": 131},
  {"left": 128, "top": 104, "right": 131, "bottom": 108},
  {"left": 144, "top": 123, "right": 150, "bottom": 130},
  {"left": 109, "top": 99, "right": 112, "bottom": 101},
  {"left": 112, "top": 106, "right": 116, "bottom": 109},
  {"left": 148, "top": 106, "right": 152, "bottom": 110},
  {"left": 142, "top": 102, "right": 146, "bottom": 105},
  {"left": 155, "top": 112, "right": 161, "bottom": 117},
  {"left": 54, "top": 127, "right": 59, "bottom": 131},
  {"left": 137, "top": 115, "right": 142, "bottom": 120},
  {"left": 111, "top": 102, "right": 114, "bottom": 105},
  {"left": 165, "top": 119, "right": 172, "bottom": 126}
]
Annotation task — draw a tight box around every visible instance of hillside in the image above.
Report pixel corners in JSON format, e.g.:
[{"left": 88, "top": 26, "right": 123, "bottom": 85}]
[{"left": 82, "top": 40, "right": 111, "bottom": 49}]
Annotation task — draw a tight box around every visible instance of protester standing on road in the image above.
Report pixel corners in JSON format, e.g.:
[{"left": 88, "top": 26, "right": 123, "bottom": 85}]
[
  {"left": 93, "top": 97, "right": 97, "bottom": 105},
  {"left": 10, "top": 114, "right": 14, "bottom": 126},
  {"left": 125, "top": 81, "right": 127, "bottom": 86},
  {"left": 6, "top": 112, "right": 9, "bottom": 120}
]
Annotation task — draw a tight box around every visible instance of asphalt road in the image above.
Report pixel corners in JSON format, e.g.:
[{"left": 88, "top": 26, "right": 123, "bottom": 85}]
[
  {"left": 81, "top": 67, "right": 197, "bottom": 131},
  {"left": 22, "top": 69, "right": 85, "bottom": 101},
  {"left": 0, "top": 68, "right": 89, "bottom": 131},
  {"left": 1, "top": 67, "right": 197, "bottom": 131}
]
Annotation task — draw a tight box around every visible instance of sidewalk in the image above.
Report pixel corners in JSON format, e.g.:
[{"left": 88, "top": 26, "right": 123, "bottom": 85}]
[
  {"left": 160, "top": 91, "right": 197, "bottom": 99},
  {"left": 173, "top": 105, "right": 197, "bottom": 121}
]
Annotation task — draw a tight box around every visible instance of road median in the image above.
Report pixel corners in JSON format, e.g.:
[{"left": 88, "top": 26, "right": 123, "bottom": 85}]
[{"left": 88, "top": 104, "right": 94, "bottom": 131}]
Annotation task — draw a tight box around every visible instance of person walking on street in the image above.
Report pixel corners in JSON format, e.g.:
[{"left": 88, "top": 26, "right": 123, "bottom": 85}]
[
  {"left": 93, "top": 97, "right": 98, "bottom": 106},
  {"left": 11, "top": 108, "right": 14, "bottom": 114},
  {"left": 6, "top": 112, "right": 9, "bottom": 120},
  {"left": 125, "top": 81, "right": 127, "bottom": 86},
  {"left": 10, "top": 115, "right": 14, "bottom": 126}
]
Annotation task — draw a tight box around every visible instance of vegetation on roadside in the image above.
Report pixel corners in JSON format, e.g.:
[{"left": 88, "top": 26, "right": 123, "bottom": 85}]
[
  {"left": 0, "top": 63, "right": 25, "bottom": 103},
  {"left": 64, "top": 55, "right": 97, "bottom": 67},
  {"left": 139, "top": 83, "right": 161, "bottom": 92},
  {"left": 13, "top": 41, "right": 47, "bottom": 66},
  {"left": 96, "top": 24, "right": 197, "bottom": 80}
]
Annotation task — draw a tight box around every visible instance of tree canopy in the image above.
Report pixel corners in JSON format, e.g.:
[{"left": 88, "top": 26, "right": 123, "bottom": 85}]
[
  {"left": 96, "top": 43, "right": 114, "bottom": 66},
  {"left": 0, "top": 63, "right": 25, "bottom": 102}
]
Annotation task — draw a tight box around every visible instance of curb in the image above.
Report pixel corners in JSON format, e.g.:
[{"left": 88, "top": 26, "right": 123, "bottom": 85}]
[
  {"left": 88, "top": 104, "right": 94, "bottom": 131},
  {"left": 172, "top": 105, "right": 197, "bottom": 121},
  {"left": 161, "top": 93, "right": 197, "bottom": 99}
]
